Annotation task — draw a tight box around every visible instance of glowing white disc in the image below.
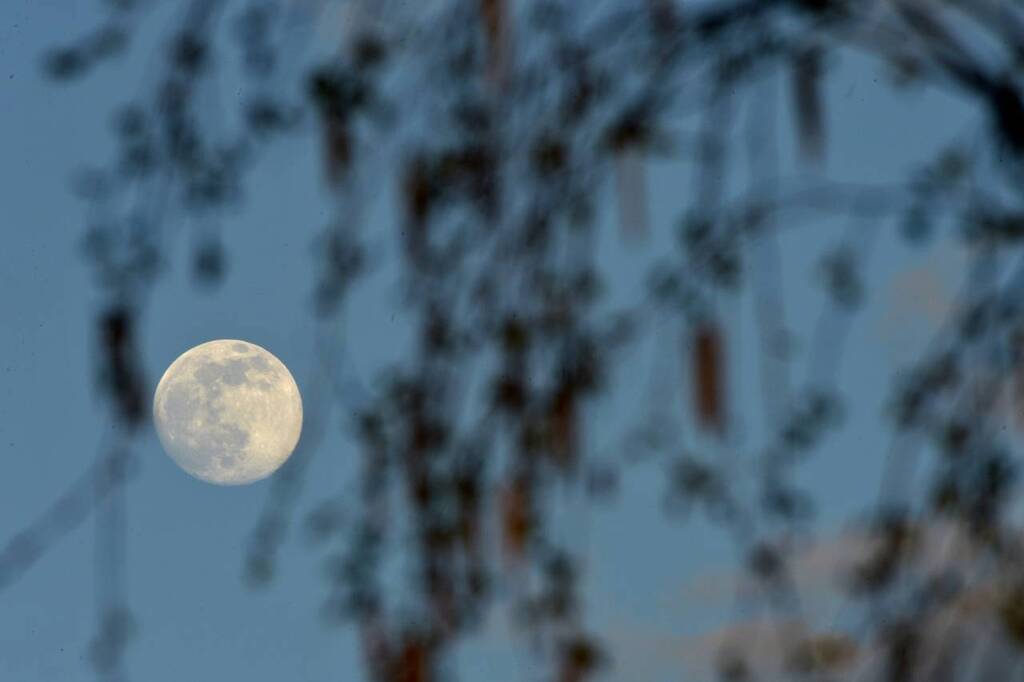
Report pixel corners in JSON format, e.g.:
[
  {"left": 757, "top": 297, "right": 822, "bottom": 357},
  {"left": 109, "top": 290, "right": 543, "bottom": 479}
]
[{"left": 153, "top": 339, "right": 302, "bottom": 485}]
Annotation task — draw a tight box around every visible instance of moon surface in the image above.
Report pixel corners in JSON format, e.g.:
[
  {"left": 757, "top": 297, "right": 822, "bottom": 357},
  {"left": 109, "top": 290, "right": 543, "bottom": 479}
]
[{"left": 153, "top": 339, "right": 303, "bottom": 485}]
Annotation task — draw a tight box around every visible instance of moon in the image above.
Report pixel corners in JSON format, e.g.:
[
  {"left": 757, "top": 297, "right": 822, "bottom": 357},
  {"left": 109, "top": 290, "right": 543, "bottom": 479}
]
[{"left": 153, "top": 339, "right": 303, "bottom": 485}]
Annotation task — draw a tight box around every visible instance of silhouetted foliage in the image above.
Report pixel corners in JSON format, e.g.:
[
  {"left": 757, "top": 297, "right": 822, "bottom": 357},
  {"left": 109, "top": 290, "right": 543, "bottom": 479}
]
[{"left": 10, "top": 0, "right": 1024, "bottom": 680}]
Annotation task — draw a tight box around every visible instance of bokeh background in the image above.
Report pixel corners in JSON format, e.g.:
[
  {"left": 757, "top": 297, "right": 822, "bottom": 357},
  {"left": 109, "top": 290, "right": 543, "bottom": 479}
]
[{"left": 3, "top": 1, "right": 1022, "bottom": 681}]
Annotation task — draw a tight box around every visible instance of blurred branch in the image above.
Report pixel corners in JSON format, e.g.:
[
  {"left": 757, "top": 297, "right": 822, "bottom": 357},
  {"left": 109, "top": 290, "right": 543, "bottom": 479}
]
[{"left": 0, "top": 445, "right": 135, "bottom": 593}]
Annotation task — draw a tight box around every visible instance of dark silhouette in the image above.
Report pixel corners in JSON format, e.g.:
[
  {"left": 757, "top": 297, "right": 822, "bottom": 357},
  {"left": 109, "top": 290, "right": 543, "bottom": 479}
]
[{"left": 7, "top": 0, "right": 1024, "bottom": 680}]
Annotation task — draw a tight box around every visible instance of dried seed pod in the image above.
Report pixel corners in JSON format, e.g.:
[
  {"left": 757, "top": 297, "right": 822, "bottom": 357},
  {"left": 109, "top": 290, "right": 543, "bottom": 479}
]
[{"left": 692, "top": 322, "right": 726, "bottom": 434}]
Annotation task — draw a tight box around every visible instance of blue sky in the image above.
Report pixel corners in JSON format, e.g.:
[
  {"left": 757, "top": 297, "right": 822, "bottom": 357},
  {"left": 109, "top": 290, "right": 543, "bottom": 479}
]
[{"left": 0, "top": 2, "right": 980, "bottom": 680}]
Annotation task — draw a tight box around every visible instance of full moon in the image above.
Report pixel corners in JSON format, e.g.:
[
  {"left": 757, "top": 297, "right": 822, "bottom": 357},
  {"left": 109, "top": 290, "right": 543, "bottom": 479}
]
[{"left": 153, "top": 339, "right": 303, "bottom": 485}]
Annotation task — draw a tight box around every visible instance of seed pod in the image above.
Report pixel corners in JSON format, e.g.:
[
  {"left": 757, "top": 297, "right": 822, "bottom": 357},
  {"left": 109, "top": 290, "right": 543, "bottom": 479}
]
[{"left": 692, "top": 322, "right": 725, "bottom": 434}]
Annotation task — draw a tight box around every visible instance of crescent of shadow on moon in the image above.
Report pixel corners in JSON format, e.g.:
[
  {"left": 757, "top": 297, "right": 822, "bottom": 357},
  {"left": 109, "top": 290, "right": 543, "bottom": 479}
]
[{"left": 153, "top": 340, "right": 303, "bottom": 485}]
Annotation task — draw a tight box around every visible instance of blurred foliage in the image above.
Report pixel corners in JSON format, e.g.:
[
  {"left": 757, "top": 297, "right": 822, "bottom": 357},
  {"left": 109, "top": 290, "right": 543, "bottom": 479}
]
[{"left": 8, "top": 0, "right": 1024, "bottom": 680}]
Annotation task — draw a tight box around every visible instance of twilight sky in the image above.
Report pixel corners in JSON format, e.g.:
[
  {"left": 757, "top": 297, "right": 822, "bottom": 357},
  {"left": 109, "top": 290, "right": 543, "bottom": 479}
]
[{"left": 0, "top": 2, "right": 982, "bottom": 680}]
